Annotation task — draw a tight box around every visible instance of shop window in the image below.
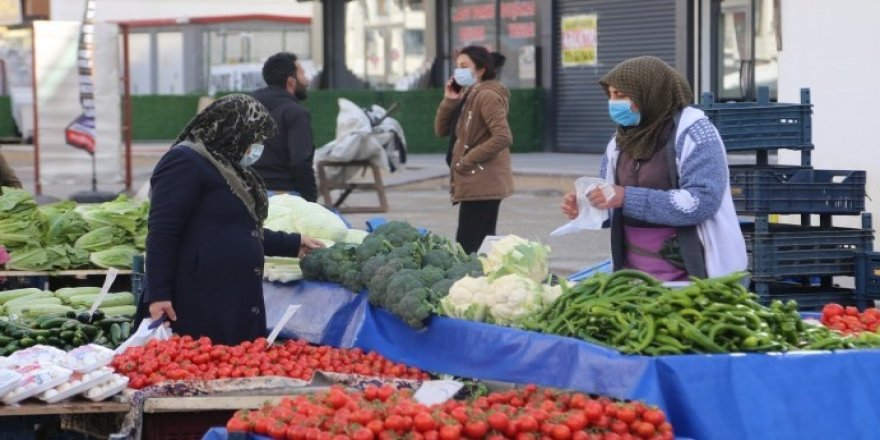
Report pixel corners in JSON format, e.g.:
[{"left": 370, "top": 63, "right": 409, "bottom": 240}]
[
  {"left": 449, "top": 0, "right": 536, "bottom": 88},
  {"left": 714, "top": 0, "right": 779, "bottom": 101}
]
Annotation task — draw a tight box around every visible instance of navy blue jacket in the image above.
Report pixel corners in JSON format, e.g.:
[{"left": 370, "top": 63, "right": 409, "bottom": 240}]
[
  {"left": 145, "top": 146, "right": 301, "bottom": 345},
  {"left": 250, "top": 86, "right": 317, "bottom": 201}
]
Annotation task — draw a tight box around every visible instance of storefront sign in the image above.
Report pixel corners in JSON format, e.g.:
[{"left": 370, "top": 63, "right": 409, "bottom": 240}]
[
  {"left": 0, "top": 0, "right": 22, "bottom": 26},
  {"left": 561, "top": 14, "right": 598, "bottom": 67},
  {"left": 208, "top": 63, "right": 266, "bottom": 95}
]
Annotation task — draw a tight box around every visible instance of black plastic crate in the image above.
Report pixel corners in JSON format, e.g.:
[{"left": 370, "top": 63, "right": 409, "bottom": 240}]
[
  {"left": 698, "top": 87, "right": 813, "bottom": 153},
  {"left": 729, "top": 166, "right": 866, "bottom": 214},
  {"left": 743, "top": 223, "right": 875, "bottom": 280},
  {"left": 757, "top": 285, "right": 858, "bottom": 311},
  {"left": 856, "top": 252, "right": 880, "bottom": 298}
]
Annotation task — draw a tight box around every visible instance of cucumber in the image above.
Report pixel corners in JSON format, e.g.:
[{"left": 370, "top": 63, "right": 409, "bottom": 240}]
[
  {"left": 120, "top": 321, "right": 132, "bottom": 339},
  {"left": 61, "top": 320, "right": 83, "bottom": 331},
  {"left": 109, "top": 323, "right": 122, "bottom": 345},
  {"left": 54, "top": 287, "right": 101, "bottom": 303},
  {"left": 59, "top": 330, "right": 76, "bottom": 341},
  {"left": 0, "top": 288, "right": 45, "bottom": 305},
  {"left": 3, "top": 292, "right": 55, "bottom": 308},
  {"left": 95, "top": 317, "right": 131, "bottom": 329},
  {"left": 46, "top": 336, "right": 62, "bottom": 347},
  {"left": 80, "top": 324, "right": 98, "bottom": 338},
  {"left": 69, "top": 292, "right": 135, "bottom": 308},
  {"left": 0, "top": 336, "right": 12, "bottom": 345},
  {"left": 19, "top": 337, "right": 35, "bottom": 348},
  {"left": 19, "top": 304, "right": 76, "bottom": 319},
  {"left": 39, "top": 317, "right": 74, "bottom": 330},
  {"left": 4, "top": 340, "right": 20, "bottom": 353}
]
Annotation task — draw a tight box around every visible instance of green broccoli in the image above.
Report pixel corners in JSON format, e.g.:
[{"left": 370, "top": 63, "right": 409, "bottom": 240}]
[
  {"left": 341, "top": 268, "right": 363, "bottom": 293},
  {"left": 429, "top": 278, "right": 455, "bottom": 300},
  {"left": 355, "top": 234, "right": 394, "bottom": 262},
  {"left": 422, "top": 248, "right": 456, "bottom": 271},
  {"left": 392, "top": 288, "right": 434, "bottom": 328},
  {"left": 367, "top": 260, "right": 406, "bottom": 304},
  {"left": 445, "top": 256, "right": 483, "bottom": 280},
  {"left": 359, "top": 253, "right": 390, "bottom": 285},
  {"left": 420, "top": 266, "right": 446, "bottom": 287},
  {"left": 300, "top": 248, "right": 329, "bottom": 280},
  {"left": 372, "top": 221, "right": 421, "bottom": 247},
  {"left": 384, "top": 269, "right": 427, "bottom": 307}
]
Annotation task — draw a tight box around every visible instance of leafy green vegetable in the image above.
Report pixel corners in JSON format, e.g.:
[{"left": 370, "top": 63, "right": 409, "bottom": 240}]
[
  {"left": 75, "top": 195, "right": 148, "bottom": 235},
  {"left": 89, "top": 245, "right": 140, "bottom": 269},
  {"left": 74, "top": 226, "right": 130, "bottom": 252},
  {"left": 43, "top": 205, "right": 90, "bottom": 246},
  {"left": 6, "top": 246, "right": 52, "bottom": 271}
]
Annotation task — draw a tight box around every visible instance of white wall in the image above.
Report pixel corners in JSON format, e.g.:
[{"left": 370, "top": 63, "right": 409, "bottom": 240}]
[
  {"left": 50, "top": 0, "right": 313, "bottom": 22},
  {"left": 777, "top": 0, "right": 880, "bottom": 236}
]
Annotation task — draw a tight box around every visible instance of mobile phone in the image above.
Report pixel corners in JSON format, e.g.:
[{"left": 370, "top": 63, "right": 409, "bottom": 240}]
[{"left": 449, "top": 78, "right": 463, "bottom": 93}]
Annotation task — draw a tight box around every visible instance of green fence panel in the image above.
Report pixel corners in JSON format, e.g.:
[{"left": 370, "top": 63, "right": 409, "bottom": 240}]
[
  {"left": 130, "top": 89, "right": 543, "bottom": 154},
  {"left": 131, "top": 95, "right": 201, "bottom": 140},
  {"left": 0, "top": 96, "right": 19, "bottom": 138}
]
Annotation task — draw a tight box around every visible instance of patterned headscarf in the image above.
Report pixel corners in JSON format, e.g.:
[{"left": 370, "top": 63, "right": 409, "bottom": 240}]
[
  {"left": 173, "top": 94, "right": 278, "bottom": 233},
  {"left": 599, "top": 56, "right": 694, "bottom": 160}
]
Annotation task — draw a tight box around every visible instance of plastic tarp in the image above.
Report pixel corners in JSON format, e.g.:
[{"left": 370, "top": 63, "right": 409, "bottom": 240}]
[
  {"left": 263, "top": 281, "right": 880, "bottom": 440},
  {"left": 263, "top": 280, "right": 367, "bottom": 348}
]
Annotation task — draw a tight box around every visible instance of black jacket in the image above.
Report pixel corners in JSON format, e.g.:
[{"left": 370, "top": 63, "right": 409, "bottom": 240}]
[
  {"left": 145, "top": 146, "right": 301, "bottom": 345},
  {"left": 250, "top": 86, "right": 317, "bottom": 201}
]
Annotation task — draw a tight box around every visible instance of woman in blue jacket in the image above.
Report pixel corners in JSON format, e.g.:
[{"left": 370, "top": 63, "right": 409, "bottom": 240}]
[{"left": 144, "top": 94, "right": 322, "bottom": 345}]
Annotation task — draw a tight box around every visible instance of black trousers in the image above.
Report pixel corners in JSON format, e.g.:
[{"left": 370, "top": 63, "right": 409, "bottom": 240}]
[{"left": 456, "top": 199, "right": 501, "bottom": 254}]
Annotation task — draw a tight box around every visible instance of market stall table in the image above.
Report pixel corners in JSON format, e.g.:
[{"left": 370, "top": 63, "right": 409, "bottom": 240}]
[{"left": 265, "top": 280, "right": 880, "bottom": 440}]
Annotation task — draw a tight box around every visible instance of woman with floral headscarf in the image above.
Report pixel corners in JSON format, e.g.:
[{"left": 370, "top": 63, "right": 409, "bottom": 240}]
[
  {"left": 561, "top": 56, "right": 746, "bottom": 280},
  {"left": 144, "top": 94, "right": 323, "bottom": 345}
]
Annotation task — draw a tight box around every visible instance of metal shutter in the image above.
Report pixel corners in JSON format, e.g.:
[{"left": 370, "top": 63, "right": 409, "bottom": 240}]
[{"left": 554, "top": 0, "right": 679, "bottom": 153}]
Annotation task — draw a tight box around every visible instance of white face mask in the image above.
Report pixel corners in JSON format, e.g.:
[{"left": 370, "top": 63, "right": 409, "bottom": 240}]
[
  {"left": 453, "top": 67, "right": 477, "bottom": 87},
  {"left": 239, "top": 144, "right": 264, "bottom": 167}
]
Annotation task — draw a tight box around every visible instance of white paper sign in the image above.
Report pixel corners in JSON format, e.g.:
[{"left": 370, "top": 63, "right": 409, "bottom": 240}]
[
  {"left": 266, "top": 305, "right": 301, "bottom": 347},
  {"left": 412, "top": 380, "right": 464, "bottom": 405},
  {"left": 89, "top": 267, "right": 119, "bottom": 318}
]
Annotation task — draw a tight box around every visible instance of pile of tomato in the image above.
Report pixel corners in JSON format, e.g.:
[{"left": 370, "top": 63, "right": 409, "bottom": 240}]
[
  {"left": 111, "top": 336, "right": 429, "bottom": 389},
  {"left": 226, "top": 384, "right": 674, "bottom": 440},
  {"left": 820, "top": 303, "right": 880, "bottom": 334}
]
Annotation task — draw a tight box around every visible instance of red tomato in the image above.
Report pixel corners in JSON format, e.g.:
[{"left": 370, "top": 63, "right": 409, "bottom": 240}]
[
  {"left": 463, "top": 421, "right": 488, "bottom": 439},
  {"left": 550, "top": 424, "right": 572, "bottom": 440},
  {"left": 226, "top": 417, "right": 250, "bottom": 433},
  {"left": 564, "top": 413, "right": 587, "bottom": 432},
  {"left": 487, "top": 412, "right": 510, "bottom": 432},
  {"left": 439, "top": 424, "right": 462, "bottom": 440},
  {"left": 414, "top": 412, "right": 437, "bottom": 432},
  {"left": 633, "top": 422, "right": 656, "bottom": 438},
  {"left": 516, "top": 415, "right": 539, "bottom": 433},
  {"left": 616, "top": 407, "right": 637, "bottom": 424},
  {"left": 584, "top": 401, "right": 604, "bottom": 422}
]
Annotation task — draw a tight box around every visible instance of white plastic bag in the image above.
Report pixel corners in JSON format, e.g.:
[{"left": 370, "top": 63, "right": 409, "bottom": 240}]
[
  {"left": 114, "top": 318, "right": 172, "bottom": 355},
  {"left": 551, "top": 177, "right": 614, "bottom": 236}
]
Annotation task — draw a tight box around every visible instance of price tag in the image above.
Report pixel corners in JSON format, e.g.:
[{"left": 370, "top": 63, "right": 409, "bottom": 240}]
[
  {"left": 266, "top": 304, "right": 301, "bottom": 347},
  {"left": 89, "top": 268, "right": 119, "bottom": 319},
  {"left": 412, "top": 380, "right": 464, "bottom": 405}
]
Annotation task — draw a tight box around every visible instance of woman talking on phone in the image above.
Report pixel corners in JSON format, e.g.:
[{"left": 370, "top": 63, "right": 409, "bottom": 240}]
[{"left": 434, "top": 46, "right": 513, "bottom": 254}]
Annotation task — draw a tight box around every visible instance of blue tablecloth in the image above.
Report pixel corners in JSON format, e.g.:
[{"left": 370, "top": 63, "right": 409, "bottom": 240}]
[{"left": 263, "top": 280, "right": 880, "bottom": 440}]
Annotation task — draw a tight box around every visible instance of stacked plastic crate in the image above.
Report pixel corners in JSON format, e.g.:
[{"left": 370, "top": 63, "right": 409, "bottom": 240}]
[{"left": 699, "top": 87, "right": 874, "bottom": 310}]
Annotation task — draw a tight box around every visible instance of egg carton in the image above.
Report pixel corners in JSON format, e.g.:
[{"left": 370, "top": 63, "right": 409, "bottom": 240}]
[
  {"left": 59, "top": 344, "right": 116, "bottom": 373},
  {"left": 0, "top": 369, "right": 23, "bottom": 398},
  {"left": 38, "top": 367, "right": 114, "bottom": 404},
  {"left": 84, "top": 374, "right": 129, "bottom": 401},
  {"left": 2, "top": 364, "right": 73, "bottom": 405}
]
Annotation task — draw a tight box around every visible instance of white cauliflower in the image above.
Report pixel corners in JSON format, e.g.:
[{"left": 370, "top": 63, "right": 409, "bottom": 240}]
[
  {"left": 480, "top": 235, "right": 550, "bottom": 283},
  {"left": 485, "top": 274, "right": 544, "bottom": 326},
  {"left": 440, "top": 276, "right": 491, "bottom": 321}
]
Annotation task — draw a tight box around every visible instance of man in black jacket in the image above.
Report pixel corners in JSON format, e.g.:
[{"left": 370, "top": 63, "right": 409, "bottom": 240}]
[{"left": 250, "top": 52, "right": 317, "bottom": 201}]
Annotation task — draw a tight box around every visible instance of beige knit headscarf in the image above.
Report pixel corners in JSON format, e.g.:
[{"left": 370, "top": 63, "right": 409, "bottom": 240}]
[{"left": 599, "top": 56, "right": 694, "bottom": 160}]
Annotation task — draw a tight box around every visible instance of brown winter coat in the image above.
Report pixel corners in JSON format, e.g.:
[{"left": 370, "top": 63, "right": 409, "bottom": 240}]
[{"left": 434, "top": 80, "right": 513, "bottom": 203}]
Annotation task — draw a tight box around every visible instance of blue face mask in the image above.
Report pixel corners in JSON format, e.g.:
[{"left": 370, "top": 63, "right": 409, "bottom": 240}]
[
  {"left": 608, "top": 100, "right": 641, "bottom": 127},
  {"left": 239, "top": 144, "right": 264, "bottom": 167},
  {"left": 453, "top": 67, "right": 477, "bottom": 87}
]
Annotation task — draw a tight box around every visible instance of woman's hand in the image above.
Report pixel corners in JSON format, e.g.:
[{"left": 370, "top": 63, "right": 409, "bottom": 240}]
[
  {"left": 444, "top": 78, "right": 462, "bottom": 100},
  {"left": 587, "top": 185, "right": 626, "bottom": 209},
  {"left": 561, "top": 192, "right": 578, "bottom": 219},
  {"left": 149, "top": 301, "right": 176, "bottom": 324},
  {"left": 298, "top": 236, "right": 325, "bottom": 258}
]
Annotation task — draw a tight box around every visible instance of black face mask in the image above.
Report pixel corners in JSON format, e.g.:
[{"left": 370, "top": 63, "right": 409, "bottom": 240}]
[{"left": 292, "top": 77, "right": 308, "bottom": 101}]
